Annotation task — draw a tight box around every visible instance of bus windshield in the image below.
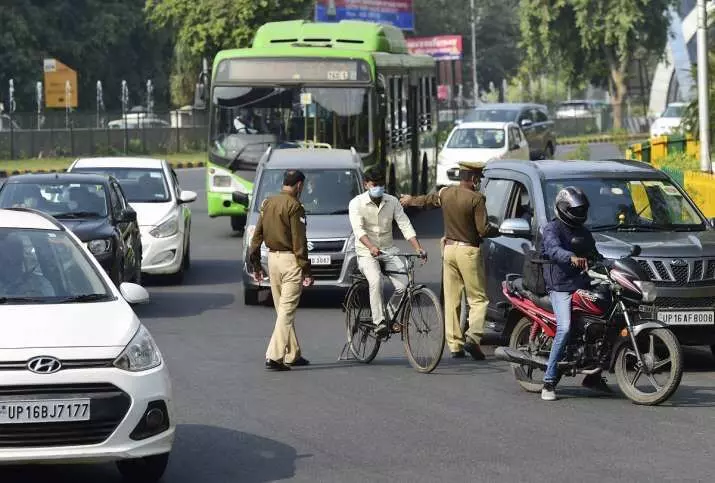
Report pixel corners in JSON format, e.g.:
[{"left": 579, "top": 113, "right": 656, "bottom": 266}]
[{"left": 210, "top": 85, "right": 373, "bottom": 168}]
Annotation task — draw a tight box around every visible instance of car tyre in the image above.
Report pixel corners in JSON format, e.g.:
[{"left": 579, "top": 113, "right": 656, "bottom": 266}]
[
  {"left": 231, "top": 215, "right": 246, "bottom": 235},
  {"left": 111, "top": 258, "right": 124, "bottom": 287},
  {"left": 244, "top": 287, "right": 260, "bottom": 306},
  {"left": 711, "top": 345, "right": 715, "bottom": 361},
  {"left": 116, "top": 453, "right": 169, "bottom": 483},
  {"left": 183, "top": 238, "right": 191, "bottom": 271}
]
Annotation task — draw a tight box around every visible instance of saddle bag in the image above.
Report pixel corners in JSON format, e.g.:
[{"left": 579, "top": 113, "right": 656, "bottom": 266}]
[{"left": 522, "top": 234, "right": 547, "bottom": 296}]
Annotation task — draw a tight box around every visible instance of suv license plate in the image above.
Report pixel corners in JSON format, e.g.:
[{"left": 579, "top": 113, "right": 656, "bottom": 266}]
[
  {"left": 309, "top": 255, "right": 331, "bottom": 266},
  {"left": 0, "top": 399, "right": 91, "bottom": 424},
  {"left": 657, "top": 311, "right": 715, "bottom": 325}
]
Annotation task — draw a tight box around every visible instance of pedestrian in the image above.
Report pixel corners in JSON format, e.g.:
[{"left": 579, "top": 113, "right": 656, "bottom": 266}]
[
  {"left": 348, "top": 166, "right": 427, "bottom": 337},
  {"left": 400, "top": 160, "right": 497, "bottom": 360},
  {"left": 248, "top": 169, "right": 313, "bottom": 371}
]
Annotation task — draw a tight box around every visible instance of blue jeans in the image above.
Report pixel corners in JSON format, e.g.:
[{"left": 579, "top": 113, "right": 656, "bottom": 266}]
[{"left": 544, "top": 291, "right": 573, "bottom": 384}]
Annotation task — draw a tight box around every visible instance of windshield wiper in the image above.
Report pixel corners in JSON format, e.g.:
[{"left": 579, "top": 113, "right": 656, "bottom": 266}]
[
  {"left": 329, "top": 209, "right": 350, "bottom": 215},
  {"left": 55, "top": 293, "right": 111, "bottom": 303},
  {"left": 0, "top": 296, "right": 52, "bottom": 304},
  {"left": 590, "top": 223, "right": 664, "bottom": 232},
  {"left": 53, "top": 211, "right": 104, "bottom": 219}
]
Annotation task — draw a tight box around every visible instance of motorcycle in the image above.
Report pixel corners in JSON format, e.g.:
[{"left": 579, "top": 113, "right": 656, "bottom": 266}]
[{"left": 494, "top": 239, "right": 683, "bottom": 405}]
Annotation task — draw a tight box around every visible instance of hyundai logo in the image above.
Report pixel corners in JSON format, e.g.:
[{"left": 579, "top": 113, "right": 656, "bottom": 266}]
[
  {"left": 307, "top": 241, "right": 314, "bottom": 252},
  {"left": 671, "top": 259, "right": 687, "bottom": 267},
  {"left": 27, "top": 356, "right": 62, "bottom": 374}
]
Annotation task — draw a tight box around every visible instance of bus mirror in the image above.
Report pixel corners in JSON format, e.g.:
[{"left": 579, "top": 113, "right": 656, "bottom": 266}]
[{"left": 232, "top": 191, "right": 249, "bottom": 207}]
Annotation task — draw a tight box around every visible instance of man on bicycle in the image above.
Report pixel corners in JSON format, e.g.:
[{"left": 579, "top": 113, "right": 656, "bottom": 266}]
[{"left": 348, "top": 166, "right": 427, "bottom": 337}]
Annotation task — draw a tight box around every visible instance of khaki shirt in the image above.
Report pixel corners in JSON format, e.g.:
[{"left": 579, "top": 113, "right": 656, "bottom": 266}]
[
  {"left": 404, "top": 185, "right": 496, "bottom": 245},
  {"left": 348, "top": 191, "right": 417, "bottom": 257},
  {"left": 248, "top": 192, "right": 311, "bottom": 276}
]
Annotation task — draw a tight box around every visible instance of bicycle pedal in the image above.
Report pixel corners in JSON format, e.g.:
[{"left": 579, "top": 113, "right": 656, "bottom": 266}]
[{"left": 391, "top": 322, "right": 402, "bottom": 333}]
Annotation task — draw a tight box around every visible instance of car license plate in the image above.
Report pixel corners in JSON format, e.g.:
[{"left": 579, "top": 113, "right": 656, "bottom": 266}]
[
  {"left": 0, "top": 399, "right": 90, "bottom": 424},
  {"left": 657, "top": 311, "right": 715, "bottom": 325},
  {"left": 309, "top": 255, "right": 331, "bottom": 265}
]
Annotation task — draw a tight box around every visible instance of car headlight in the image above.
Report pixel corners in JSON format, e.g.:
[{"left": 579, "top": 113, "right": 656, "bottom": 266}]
[
  {"left": 150, "top": 215, "right": 179, "bottom": 238},
  {"left": 114, "top": 325, "right": 162, "bottom": 372},
  {"left": 87, "top": 239, "right": 112, "bottom": 255},
  {"left": 345, "top": 234, "right": 355, "bottom": 253},
  {"left": 634, "top": 281, "right": 657, "bottom": 303}
]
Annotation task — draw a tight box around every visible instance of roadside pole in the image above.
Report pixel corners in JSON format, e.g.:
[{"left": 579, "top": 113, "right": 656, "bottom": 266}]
[
  {"left": 470, "top": 0, "right": 478, "bottom": 105},
  {"left": 696, "top": 0, "right": 711, "bottom": 172}
]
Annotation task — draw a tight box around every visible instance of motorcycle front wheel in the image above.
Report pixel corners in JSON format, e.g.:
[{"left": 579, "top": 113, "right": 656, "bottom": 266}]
[{"left": 614, "top": 328, "right": 683, "bottom": 405}]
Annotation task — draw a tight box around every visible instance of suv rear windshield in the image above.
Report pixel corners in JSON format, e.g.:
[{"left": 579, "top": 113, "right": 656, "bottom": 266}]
[
  {"left": 544, "top": 178, "right": 706, "bottom": 231},
  {"left": 254, "top": 168, "right": 361, "bottom": 215},
  {"left": 447, "top": 128, "right": 505, "bottom": 148}
]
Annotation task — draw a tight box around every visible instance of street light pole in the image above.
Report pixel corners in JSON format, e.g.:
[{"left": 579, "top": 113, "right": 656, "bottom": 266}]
[
  {"left": 696, "top": 0, "right": 711, "bottom": 172},
  {"left": 470, "top": 0, "right": 478, "bottom": 105}
]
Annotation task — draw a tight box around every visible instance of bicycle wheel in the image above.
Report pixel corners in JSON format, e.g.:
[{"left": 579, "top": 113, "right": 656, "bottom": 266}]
[
  {"left": 403, "top": 287, "right": 445, "bottom": 373},
  {"left": 345, "top": 281, "right": 380, "bottom": 363}
]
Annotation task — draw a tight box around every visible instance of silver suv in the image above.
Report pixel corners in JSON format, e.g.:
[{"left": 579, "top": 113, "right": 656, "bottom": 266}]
[{"left": 236, "top": 147, "right": 363, "bottom": 305}]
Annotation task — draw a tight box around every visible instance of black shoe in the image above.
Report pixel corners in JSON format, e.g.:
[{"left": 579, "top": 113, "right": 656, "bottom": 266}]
[
  {"left": 463, "top": 340, "right": 486, "bottom": 361},
  {"left": 265, "top": 359, "right": 291, "bottom": 371},
  {"left": 582, "top": 374, "right": 612, "bottom": 393},
  {"left": 374, "top": 321, "right": 389, "bottom": 337},
  {"left": 286, "top": 356, "right": 310, "bottom": 367},
  {"left": 451, "top": 350, "right": 465, "bottom": 359}
]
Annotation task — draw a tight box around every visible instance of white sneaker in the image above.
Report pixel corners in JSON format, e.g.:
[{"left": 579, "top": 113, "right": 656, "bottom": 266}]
[{"left": 541, "top": 383, "right": 557, "bottom": 401}]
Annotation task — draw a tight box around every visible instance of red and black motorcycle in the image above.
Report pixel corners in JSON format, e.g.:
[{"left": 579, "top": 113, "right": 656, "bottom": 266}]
[{"left": 494, "top": 242, "right": 683, "bottom": 405}]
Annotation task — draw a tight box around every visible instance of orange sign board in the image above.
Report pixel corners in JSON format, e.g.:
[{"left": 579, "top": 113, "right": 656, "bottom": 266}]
[{"left": 43, "top": 58, "right": 78, "bottom": 108}]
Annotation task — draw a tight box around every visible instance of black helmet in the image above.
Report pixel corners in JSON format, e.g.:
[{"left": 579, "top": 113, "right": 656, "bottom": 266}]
[{"left": 555, "top": 186, "right": 589, "bottom": 227}]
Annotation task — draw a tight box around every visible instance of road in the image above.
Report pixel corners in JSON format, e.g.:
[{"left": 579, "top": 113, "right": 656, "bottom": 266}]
[{"left": 4, "top": 150, "right": 715, "bottom": 482}]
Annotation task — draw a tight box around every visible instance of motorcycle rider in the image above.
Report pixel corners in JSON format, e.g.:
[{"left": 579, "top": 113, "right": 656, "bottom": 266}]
[{"left": 541, "top": 186, "right": 610, "bottom": 401}]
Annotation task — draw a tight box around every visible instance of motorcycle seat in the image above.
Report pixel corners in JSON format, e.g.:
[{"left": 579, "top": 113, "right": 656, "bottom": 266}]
[{"left": 512, "top": 278, "right": 553, "bottom": 312}]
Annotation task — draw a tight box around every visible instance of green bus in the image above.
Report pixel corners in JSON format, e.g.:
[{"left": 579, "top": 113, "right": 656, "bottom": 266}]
[{"left": 206, "top": 19, "right": 438, "bottom": 232}]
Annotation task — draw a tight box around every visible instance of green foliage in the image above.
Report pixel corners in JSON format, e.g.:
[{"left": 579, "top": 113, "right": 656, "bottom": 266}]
[
  {"left": 518, "top": 0, "right": 678, "bottom": 127},
  {"left": 0, "top": 1, "right": 172, "bottom": 111},
  {"left": 145, "top": 0, "right": 314, "bottom": 105},
  {"left": 660, "top": 152, "right": 700, "bottom": 171},
  {"left": 570, "top": 142, "right": 591, "bottom": 160}
]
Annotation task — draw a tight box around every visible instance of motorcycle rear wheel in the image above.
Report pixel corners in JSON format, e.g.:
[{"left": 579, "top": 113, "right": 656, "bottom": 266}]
[
  {"left": 614, "top": 328, "right": 683, "bottom": 406},
  {"left": 509, "top": 317, "right": 548, "bottom": 393}
]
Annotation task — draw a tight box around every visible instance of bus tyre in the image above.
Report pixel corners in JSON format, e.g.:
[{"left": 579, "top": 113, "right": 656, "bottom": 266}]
[{"left": 231, "top": 215, "right": 246, "bottom": 235}]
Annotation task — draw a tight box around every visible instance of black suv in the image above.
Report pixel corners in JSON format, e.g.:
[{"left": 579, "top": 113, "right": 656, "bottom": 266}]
[
  {"left": 462, "top": 103, "right": 556, "bottom": 160},
  {"left": 0, "top": 173, "right": 142, "bottom": 286},
  {"left": 479, "top": 159, "right": 715, "bottom": 356}
]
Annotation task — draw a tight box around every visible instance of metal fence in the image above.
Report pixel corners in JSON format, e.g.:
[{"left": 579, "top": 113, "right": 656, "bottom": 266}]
[{"left": 0, "top": 110, "right": 209, "bottom": 159}]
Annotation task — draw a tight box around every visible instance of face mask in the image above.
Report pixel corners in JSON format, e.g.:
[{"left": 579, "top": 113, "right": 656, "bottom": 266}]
[{"left": 369, "top": 186, "right": 385, "bottom": 198}]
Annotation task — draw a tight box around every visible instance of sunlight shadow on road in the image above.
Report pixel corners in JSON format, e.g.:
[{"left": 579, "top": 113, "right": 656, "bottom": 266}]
[{"left": 134, "top": 291, "right": 235, "bottom": 318}]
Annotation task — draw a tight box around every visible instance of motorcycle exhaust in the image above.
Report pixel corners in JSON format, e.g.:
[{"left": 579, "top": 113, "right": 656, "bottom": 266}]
[{"left": 494, "top": 346, "right": 548, "bottom": 370}]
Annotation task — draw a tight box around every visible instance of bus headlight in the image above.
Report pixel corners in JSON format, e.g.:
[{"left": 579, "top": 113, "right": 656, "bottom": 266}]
[{"left": 213, "top": 175, "right": 232, "bottom": 188}]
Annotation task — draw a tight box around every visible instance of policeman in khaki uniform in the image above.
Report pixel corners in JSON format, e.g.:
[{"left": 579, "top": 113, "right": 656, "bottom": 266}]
[
  {"left": 249, "top": 169, "right": 313, "bottom": 371},
  {"left": 400, "top": 160, "right": 497, "bottom": 360}
]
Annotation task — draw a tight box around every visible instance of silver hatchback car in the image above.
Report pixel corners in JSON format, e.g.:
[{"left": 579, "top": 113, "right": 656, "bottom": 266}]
[{"left": 237, "top": 147, "right": 364, "bottom": 305}]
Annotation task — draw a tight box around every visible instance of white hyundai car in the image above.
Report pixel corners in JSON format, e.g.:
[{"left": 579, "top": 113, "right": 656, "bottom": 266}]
[
  {"left": 437, "top": 121, "right": 530, "bottom": 188},
  {"left": 68, "top": 157, "right": 196, "bottom": 283},
  {"left": 0, "top": 208, "right": 173, "bottom": 481}
]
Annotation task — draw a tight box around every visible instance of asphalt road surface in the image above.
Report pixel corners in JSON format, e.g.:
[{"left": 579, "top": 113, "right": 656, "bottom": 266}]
[{"left": 4, "top": 151, "right": 715, "bottom": 483}]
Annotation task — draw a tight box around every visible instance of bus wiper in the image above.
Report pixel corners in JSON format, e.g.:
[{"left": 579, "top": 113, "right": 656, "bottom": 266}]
[
  {"left": 53, "top": 211, "right": 103, "bottom": 219},
  {"left": 229, "top": 142, "right": 274, "bottom": 171},
  {"left": 55, "top": 293, "right": 111, "bottom": 303}
]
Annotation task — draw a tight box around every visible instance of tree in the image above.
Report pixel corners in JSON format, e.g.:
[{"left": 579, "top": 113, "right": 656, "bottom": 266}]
[
  {"left": 519, "top": 0, "right": 678, "bottom": 129},
  {"left": 145, "top": 0, "right": 314, "bottom": 106},
  {"left": 412, "top": 0, "right": 521, "bottom": 100}
]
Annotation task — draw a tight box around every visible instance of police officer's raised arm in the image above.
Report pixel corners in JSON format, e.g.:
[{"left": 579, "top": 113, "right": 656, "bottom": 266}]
[
  {"left": 399, "top": 189, "right": 443, "bottom": 209},
  {"left": 290, "top": 202, "right": 313, "bottom": 285}
]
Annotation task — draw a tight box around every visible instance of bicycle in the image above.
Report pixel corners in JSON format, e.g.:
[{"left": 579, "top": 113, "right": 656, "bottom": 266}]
[{"left": 340, "top": 253, "right": 445, "bottom": 373}]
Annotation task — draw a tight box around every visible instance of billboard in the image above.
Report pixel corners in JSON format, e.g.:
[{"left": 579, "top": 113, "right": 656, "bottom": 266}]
[
  {"left": 406, "top": 36, "right": 463, "bottom": 61},
  {"left": 43, "top": 58, "right": 78, "bottom": 108},
  {"left": 315, "top": 0, "right": 414, "bottom": 31}
]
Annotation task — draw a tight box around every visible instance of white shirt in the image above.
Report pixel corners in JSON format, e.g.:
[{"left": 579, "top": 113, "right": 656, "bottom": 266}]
[{"left": 348, "top": 191, "right": 417, "bottom": 257}]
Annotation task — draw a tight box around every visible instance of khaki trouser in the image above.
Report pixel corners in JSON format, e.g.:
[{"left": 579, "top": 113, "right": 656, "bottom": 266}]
[
  {"left": 442, "top": 244, "right": 488, "bottom": 352},
  {"left": 265, "top": 252, "right": 303, "bottom": 363}
]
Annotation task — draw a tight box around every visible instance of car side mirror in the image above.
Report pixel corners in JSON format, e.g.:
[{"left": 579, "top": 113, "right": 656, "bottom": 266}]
[
  {"left": 454, "top": 119, "right": 463, "bottom": 126},
  {"left": 499, "top": 218, "right": 531, "bottom": 237},
  {"left": 520, "top": 119, "right": 533, "bottom": 128},
  {"left": 709, "top": 217, "right": 715, "bottom": 228},
  {"left": 510, "top": 143, "right": 520, "bottom": 151},
  {"left": 119, "top": 282, "right": 150, "bottom": 305},
  {"left": 232, "top": 191, "right": 249, "bottom": 207},
  {"left": 179, "top": 190, "right": 197, "bottom": 204},
  {"left": 121, "top": 209, "right": 137, "bottom": 223}
]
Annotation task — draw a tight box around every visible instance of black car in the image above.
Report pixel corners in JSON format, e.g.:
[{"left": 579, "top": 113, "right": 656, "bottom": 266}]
[
  {"left": 475, "top": 159, "right": 715, "bottom": 356},
  {"left": 461, "top": 103, "right": 556, "bottom": 160},
  {"left": 0, "top": 173, "right": 142, "bottom": 286}
]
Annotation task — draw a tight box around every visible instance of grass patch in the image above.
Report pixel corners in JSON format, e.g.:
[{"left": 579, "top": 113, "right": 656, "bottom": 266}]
[
  {"left": 0, "top": 152, "right": 208, "bottom": 174},
  {"left": 558, "top": 133, "right": 647, "bottom": 146}
]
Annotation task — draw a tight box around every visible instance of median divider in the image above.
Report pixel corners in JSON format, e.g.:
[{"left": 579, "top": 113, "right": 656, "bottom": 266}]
[{"left": 0, "top": 159, "right": 206, "bottom": 179}]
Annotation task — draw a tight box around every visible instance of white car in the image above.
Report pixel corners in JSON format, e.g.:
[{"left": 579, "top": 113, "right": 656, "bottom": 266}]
[
  {"left": 437, "top": 121, "right": 530, "bottom": 187},
  {"left": 68, "top": 157, "right": 197, "bottom": 283},
  {"left": 0, "top": 208, "right": 173, "bottom": 481},
  {"left": 650, "top": 102, "right": 688, "bottom": 138}
]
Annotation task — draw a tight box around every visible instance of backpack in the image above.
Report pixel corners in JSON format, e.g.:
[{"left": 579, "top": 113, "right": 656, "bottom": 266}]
[{"left": 522, "top": 232, "right": 547, "bottom": 296}]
